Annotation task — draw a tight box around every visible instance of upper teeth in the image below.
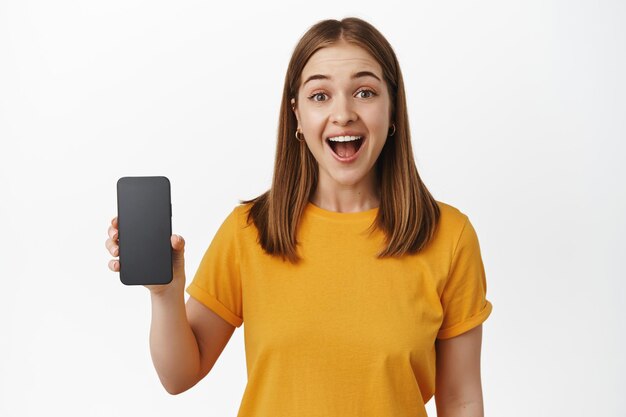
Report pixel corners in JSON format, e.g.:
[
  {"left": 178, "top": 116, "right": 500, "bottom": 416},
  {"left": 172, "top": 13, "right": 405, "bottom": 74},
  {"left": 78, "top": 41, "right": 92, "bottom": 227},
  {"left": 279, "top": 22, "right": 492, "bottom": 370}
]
[{"left": 328, "top": 135, "right": 362, "bottom": 142}]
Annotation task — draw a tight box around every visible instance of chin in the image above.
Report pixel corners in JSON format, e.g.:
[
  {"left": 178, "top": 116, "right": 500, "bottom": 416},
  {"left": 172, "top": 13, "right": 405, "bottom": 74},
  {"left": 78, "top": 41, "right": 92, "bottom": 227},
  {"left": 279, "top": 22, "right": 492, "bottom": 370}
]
[{"left": 328, "top": 171, "right": 366, "bottom": 187}]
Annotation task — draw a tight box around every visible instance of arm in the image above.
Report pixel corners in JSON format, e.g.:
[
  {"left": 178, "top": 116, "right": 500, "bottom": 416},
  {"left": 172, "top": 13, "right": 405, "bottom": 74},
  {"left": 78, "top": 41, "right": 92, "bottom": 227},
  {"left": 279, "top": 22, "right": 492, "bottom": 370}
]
[
  {"left": 149, "top": 290, "right": 236, "bottom": 395},
  {"left": 149, "top": 289, "right": 201, "bottom": 394},
  {"left": 434, "top": 324, "right": 485, "bottom": 417}
]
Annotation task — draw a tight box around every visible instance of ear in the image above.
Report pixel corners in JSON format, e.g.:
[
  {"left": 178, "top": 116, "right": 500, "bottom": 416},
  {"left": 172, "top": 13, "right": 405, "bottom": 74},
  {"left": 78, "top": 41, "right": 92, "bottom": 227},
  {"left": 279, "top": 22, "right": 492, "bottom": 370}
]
[{"left": 291, "top": 98, "right": 300, "bottom": 123}]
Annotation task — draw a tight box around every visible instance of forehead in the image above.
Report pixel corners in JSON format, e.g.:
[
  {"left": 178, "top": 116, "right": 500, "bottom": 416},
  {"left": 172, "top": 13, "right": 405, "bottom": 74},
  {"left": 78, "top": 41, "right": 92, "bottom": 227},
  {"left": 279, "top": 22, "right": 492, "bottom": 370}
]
[{"left": 300, "top": 42, "right": 382, "bottom": 85}]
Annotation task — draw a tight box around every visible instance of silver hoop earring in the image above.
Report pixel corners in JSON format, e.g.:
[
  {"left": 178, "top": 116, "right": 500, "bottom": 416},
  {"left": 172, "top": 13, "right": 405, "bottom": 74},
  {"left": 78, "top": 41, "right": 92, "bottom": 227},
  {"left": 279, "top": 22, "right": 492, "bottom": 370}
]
[
  {"left": 295, "top": 129, "right": 305, "bottom": 142},
  {"left": 388, "top": 123, "right": 396, "bottom": 137}
]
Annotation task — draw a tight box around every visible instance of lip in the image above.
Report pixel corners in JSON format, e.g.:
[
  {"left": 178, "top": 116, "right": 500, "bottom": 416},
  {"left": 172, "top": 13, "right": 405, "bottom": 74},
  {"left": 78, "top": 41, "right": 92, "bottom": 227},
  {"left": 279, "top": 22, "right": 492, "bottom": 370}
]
[{"left": 325, "top": 135, "right": 366, "bottom": 163}]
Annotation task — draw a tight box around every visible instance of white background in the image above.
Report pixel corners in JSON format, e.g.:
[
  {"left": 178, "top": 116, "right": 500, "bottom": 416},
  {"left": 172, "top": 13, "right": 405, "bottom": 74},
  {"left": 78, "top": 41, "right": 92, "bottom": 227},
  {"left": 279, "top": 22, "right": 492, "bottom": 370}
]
[{"left": 1, "top": 0, "right": 624, "bottom": 416}]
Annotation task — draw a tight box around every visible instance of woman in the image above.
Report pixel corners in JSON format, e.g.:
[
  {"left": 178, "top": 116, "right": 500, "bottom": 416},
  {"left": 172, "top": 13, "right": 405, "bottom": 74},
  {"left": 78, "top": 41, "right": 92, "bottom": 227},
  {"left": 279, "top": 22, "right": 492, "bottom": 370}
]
[{"left": 106, "top": 17, "right": 493, "bottom": 417}]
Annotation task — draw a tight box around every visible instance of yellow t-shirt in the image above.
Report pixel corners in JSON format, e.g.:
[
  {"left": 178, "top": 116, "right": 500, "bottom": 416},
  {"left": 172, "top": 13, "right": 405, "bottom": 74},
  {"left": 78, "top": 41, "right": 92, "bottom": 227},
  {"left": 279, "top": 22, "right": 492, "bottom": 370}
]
[{"left": 186, "top": 200, "right": 493, "bottom": 417}]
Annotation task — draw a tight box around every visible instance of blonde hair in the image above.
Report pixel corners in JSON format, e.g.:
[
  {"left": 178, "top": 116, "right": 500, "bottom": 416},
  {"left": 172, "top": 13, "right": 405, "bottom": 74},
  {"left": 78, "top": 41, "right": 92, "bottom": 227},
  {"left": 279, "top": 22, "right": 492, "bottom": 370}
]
[{"left": 241, "top": 17, "right": 440, "bottom": 264}]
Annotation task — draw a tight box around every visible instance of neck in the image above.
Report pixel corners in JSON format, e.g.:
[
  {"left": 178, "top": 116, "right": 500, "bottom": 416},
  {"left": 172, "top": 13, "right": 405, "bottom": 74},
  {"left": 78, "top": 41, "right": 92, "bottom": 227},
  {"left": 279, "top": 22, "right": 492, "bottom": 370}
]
[{"left": 310, "top": 169, "right": 380, "bottom": 213}]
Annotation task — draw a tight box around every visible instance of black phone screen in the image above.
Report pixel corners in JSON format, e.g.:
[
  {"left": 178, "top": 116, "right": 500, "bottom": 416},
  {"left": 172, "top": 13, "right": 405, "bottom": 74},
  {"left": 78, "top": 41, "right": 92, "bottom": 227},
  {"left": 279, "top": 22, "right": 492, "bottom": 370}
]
[{"left": 116, "top": 176, "right": 172, "bottom": 285}]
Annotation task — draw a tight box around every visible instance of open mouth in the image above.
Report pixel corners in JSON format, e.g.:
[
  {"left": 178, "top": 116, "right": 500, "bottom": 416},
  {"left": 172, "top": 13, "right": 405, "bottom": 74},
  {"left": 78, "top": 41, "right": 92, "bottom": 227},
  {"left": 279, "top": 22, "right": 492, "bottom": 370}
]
[{"left": 326, "top": 136, "right": 364, "bottom": 159}]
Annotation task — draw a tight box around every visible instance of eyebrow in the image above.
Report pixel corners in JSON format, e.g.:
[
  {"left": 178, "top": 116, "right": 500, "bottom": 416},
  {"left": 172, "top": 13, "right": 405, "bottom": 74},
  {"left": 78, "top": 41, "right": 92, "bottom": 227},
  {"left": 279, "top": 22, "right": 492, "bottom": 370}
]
[{"left": 302, "top": 70, "right": 382, "bottom": 87}]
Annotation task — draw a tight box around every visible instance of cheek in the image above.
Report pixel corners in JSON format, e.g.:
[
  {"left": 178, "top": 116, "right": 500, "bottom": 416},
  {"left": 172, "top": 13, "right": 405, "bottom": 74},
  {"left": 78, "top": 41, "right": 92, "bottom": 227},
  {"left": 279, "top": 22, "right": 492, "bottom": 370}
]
[
  {"left": 300, "top": 113, "right": 326, "bottom": 137},
  {"left": 362, "top": 105, "right": 388, "bottom": 127}
]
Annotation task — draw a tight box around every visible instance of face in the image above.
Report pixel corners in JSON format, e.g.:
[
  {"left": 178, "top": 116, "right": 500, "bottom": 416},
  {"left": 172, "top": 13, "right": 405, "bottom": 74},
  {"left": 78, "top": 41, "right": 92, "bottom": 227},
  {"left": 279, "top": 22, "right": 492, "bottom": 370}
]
[{"left": 291, "top": 40, "right": 392, "bottom": 191}]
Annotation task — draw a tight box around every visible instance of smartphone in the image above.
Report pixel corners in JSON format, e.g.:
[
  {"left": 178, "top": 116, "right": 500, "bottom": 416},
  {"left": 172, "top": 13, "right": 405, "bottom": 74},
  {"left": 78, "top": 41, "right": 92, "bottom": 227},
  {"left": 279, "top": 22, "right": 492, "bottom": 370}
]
[{"left": 116, "top": 176, "right": 172, "bottom": 286}]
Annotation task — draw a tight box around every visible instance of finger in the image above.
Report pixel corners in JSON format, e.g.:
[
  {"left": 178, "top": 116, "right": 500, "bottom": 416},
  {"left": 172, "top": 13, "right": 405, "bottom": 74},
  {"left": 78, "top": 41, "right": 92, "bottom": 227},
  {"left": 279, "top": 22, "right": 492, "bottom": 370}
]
[
  {"left": 105, "top": 238, "right": 119, "bottom": 256},
  {"left": 108, "top": 259, "right": 119, "bottom": 271},
  {"left": 108, "top": 225, "right": 118, "bottom": 241},
  {"left": 171, "top": 234, "right": 185, "bottom": 250},
  {"left": 112, "top": 216, "right": 118, "bottom": 227}
]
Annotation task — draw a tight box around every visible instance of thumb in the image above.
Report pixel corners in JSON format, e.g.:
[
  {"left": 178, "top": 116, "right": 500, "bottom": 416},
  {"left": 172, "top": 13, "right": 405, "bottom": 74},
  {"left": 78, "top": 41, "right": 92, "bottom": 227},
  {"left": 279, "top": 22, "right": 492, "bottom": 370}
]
[
  {"left": 171, "top": 235, "right": 186, "bottom": 276},
  {"left": 171, "top": 234, "right": 185, "bottom": 252}
]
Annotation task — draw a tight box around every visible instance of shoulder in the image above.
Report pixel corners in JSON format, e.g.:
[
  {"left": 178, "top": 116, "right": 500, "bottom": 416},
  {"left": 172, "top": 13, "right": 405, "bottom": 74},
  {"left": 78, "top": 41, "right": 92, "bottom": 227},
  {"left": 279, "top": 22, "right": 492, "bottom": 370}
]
[
  {"left": 435, "top": 200, "right": 470, "bottom": 237},
  {"left": 231, "top": 201, "right": 258, "bottom": 235},
  {"left": 434, "top": 201, "right": 483, "bottom": 260},
  {"left": 210, "top": 203, "right": 253, "bottom": 237},
  {"left": 233, "top": 202, "right": 254, "bottom": 222}
]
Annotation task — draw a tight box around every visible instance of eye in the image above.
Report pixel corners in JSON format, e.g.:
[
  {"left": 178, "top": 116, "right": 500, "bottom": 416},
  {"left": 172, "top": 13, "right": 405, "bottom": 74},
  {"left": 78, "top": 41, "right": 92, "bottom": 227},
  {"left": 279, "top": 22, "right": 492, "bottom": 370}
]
[
  {"left": 308, "top": 92, "right": 328, "bottom": 102},
  {"left": 307, "top": 89, "right": 377, "bottom": 102},
  {"left": 357, "top": 89, "right": 377, "bottom": 99}
]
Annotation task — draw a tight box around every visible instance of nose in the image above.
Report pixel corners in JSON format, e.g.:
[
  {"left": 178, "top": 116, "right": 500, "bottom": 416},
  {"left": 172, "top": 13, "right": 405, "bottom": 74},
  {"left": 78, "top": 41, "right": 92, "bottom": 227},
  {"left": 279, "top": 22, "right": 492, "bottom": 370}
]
[{"left": 330, "top": 94, "right": 358, "bottom": 125}]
